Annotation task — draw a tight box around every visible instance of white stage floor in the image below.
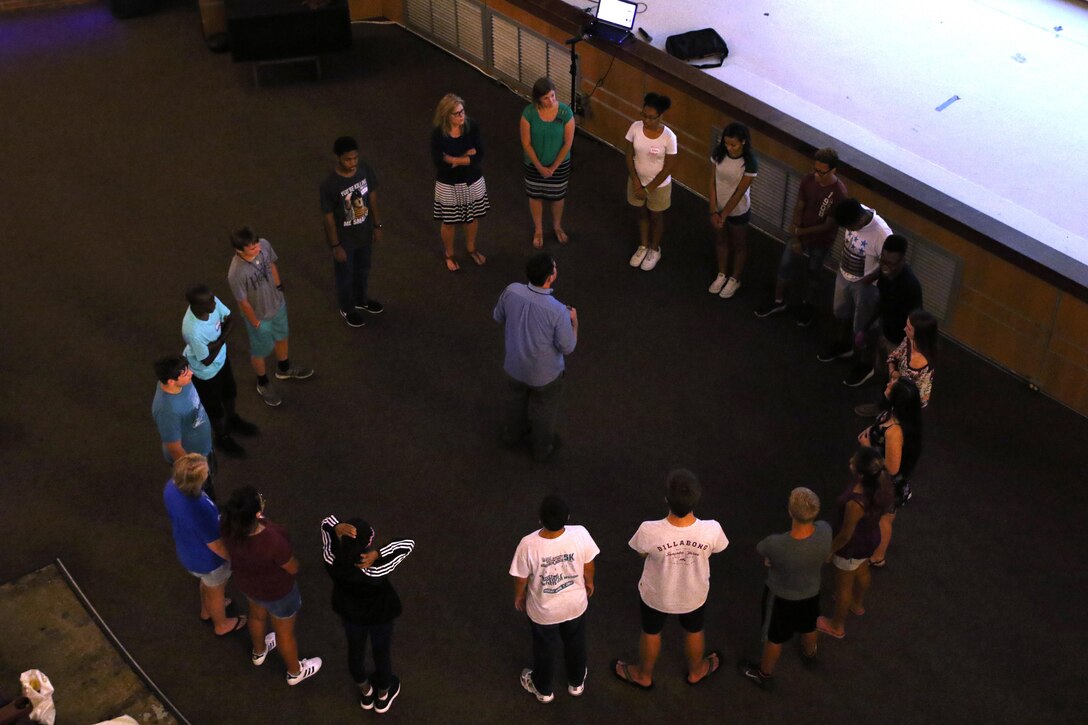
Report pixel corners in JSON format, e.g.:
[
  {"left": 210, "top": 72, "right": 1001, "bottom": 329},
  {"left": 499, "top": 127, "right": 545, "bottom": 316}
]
[{"left": 572, "top": 0, "right": 1088, "bottom": 272}]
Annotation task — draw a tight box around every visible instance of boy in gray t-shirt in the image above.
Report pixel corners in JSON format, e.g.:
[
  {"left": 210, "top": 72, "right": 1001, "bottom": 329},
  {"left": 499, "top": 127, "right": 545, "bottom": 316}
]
[{"left": 740, "top": 487, "right": 831, "bottom": 691}]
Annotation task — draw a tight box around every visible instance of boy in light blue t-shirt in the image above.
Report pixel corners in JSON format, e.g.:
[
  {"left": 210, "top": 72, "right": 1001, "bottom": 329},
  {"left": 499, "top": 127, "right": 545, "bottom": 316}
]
[{"left": 181, "top": 284, "right": 258, "bottom": 458}]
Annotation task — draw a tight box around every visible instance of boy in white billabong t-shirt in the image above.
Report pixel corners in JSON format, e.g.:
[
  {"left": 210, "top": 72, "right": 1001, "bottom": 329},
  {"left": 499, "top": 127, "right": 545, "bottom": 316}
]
[
  {"left": 510, "top": 495, "right": 599, "bottom": 703},
  {"left": 612, "top": 469, "right": 729, "bottom": 688}
]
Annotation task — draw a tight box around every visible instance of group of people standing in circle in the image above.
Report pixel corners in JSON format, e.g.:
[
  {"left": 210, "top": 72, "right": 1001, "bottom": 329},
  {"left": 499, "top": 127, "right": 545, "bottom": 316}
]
[{"left": 156, "top": 73, "right": 943, "bottom": 712}]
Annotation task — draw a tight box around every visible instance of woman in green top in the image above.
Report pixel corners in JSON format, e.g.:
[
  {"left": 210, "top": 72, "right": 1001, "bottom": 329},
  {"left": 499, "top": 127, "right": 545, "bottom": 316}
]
[{"left": 519, "top": 77, "right": 575, "bottom": 248}]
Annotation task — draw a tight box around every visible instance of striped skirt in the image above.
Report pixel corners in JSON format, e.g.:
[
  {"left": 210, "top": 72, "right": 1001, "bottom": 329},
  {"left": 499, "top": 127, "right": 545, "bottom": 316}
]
[
  {"left": 523, "top": 158, "right": 572, "bottom": 200},
  {"left": 433, "top": 177, "right": 490, "bottom": 224}
]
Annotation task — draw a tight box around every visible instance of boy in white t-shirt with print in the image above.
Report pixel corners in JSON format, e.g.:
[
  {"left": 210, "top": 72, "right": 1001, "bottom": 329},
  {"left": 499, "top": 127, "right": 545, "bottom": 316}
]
[
  {"left": 510, "top": 495, "right": 599, "bottom": 703},
  {"left": 612, "top": 469, "right": 728, "bottom": 688}
]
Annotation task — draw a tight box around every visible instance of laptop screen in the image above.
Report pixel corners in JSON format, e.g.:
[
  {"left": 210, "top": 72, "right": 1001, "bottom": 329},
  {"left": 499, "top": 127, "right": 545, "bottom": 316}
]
[{"left": 596, "top": 0, "right": 637, "bottom": 30}]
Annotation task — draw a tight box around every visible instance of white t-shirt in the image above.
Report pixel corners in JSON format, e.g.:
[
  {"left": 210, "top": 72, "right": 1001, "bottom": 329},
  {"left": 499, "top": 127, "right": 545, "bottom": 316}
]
[
  {"left": 629, "top": 518, "right": 729, "bottom": 613},
  {"left": 509, "top": 525, "right": 600, "bottom": 625},
  {"left": 625, "top": 121, "right": 678, "bottom": 187},
  {"left": 839, "top": 207, "right": 892, "bottom": 281},
  {"left": 712, "top": 152, "right": 758, "bottom": 215}
]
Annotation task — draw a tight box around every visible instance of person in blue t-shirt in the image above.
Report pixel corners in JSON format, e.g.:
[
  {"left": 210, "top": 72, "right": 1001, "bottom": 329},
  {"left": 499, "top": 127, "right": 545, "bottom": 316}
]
[
  {"left": 153, "top": 355, "right": 217, "bottom": 500},
  {"left": 163, "top": 453, "right": 246, "bottom": 636},
  {"left": 182, "top": 284, "right": 259, "bottom": 459}
]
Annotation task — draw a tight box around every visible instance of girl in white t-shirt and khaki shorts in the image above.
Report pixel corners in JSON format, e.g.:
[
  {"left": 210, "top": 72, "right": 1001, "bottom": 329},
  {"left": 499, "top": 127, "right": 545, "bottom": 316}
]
[{"left": 625, "top": 93, "right": 678, "bottom": 272}]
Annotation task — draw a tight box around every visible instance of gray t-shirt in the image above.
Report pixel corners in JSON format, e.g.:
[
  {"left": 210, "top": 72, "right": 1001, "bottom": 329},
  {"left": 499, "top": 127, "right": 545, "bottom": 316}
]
[
  {"left": 756, "top": 521, "right": 832, "bottom": 600},
  {"left": 227, "top": 239, "right": 284, "bottom": 321}
]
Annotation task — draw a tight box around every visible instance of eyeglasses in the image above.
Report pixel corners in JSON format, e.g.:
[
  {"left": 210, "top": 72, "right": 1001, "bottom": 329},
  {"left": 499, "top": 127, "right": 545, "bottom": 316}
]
[
  {"left": 451, "top": 109, "right": 465, "bottom": 116},
  {"left": 641, "top": 112, "right": 660, "bottom": 121},
  {"left": 813, "top": 166, "right": 833, "bottom": 176}
]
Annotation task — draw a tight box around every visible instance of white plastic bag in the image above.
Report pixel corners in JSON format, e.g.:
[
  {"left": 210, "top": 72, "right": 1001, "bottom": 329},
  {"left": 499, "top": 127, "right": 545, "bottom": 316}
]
[{"left": 19, "top": 669, "right": 55, "bottom": 725}]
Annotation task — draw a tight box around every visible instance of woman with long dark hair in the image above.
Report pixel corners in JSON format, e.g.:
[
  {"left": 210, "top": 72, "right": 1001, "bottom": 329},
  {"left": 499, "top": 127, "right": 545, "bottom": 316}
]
[
  {"left": 859, "top": 378, "right": 923, "bottom": 567},
  {"left": 887, "top": 309, "right": 937, "bottom": 407},
  {"left": 816, "top": 447, "right": 893, "bottom": 639},
  {"left": 432, "top": 93, "right": 489, "bottom": 271},
  {"left": 707, "top": 122, "right": 758, "bottom": 298},
  {"left": 221, "top": 486, "right": 322, "bottom": 685}
]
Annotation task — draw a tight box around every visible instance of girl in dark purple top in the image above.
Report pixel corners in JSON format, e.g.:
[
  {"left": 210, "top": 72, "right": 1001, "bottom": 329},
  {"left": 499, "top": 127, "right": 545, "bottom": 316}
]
[
  {"left": 817, "top": 447, "right": 893, "bottom": 639},
  {"left": 222, "top": 486, "right": 322, "bottom": 685}
]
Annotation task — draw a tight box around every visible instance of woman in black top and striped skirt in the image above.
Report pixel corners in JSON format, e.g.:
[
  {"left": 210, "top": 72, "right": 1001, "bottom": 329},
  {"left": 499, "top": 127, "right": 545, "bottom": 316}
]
[{"left": 432, "top": 93, "right": 490, "bottom": 271}]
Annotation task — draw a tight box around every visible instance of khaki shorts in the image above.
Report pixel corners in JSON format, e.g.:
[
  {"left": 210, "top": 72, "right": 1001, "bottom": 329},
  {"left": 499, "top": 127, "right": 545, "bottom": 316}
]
[{"left": 627, "top": 179, "right": 672, "bottom": 212}]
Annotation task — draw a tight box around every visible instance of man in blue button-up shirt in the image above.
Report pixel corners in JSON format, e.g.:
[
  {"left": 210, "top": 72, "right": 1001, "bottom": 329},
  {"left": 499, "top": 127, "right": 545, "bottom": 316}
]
[{"left": 493, "top": 253, "right": 578, "bottom": 461}]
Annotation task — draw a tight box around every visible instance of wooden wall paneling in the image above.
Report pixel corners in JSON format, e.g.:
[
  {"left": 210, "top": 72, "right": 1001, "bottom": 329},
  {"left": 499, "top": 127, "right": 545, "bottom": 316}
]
[
  {"left": 380, "top": 0, "right": 402, "bottom": 22},
  {"left": 350, "top": 0, "right": 383, "bottom": 19},
  {"left": 1043, "top": 293, "right": 1088, "bottom": 415}
]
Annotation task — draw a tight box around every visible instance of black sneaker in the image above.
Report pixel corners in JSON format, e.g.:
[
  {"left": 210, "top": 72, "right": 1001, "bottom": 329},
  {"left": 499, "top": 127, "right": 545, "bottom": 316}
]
[
  {"left": 816, "top": 344, "right": 853, "bottom": 363},
  {"left": 340, "top": 310, "right": 366, "bottom": 328},
  {"left": 215, "top": 435, "right": 246, "bottom": 458},
  {"left": 359, "top": 683, "right": 375, "bottom": 711},
  {"left": 228, "top": 416, "right": 260, "bottom": 436},
  {"left": 375, "top": 677, "right": 400, "bottom": 714},
  {"left": 755, "top": 299, "right": 788, "bottom": 318},
  {"left": 356, "top": 299, "right": 384, "bottom": 315},
  {"left": 795, "top": 303, "right": 815, "bottom": 327},
  {"left": 843, "top": 366, "right": 875, "bottom": 387},
  {"left": 739, "top": 660, "right": 774, "bottom": 691}
]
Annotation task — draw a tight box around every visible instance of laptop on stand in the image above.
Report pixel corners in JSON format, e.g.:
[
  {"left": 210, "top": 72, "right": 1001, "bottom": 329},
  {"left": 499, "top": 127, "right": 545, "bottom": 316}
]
[{"left": 587, "top": 0, "right": 638, "bottom": 45}]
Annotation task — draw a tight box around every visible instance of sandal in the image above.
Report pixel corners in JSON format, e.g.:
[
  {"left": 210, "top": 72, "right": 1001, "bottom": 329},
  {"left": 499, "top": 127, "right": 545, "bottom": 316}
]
[
  {"left": 611, "top": 659, "right": 653, "bottom": 690},
  {"left": 555, "top": 228, "right": 569, "bottom": 245},
  {"left": 468, "top": 250, "right": 487, "bottom": 266},
  {"left": 201, "top": 598, "right": 232, "bottom": 622},
  {"left": 215, "top": 615, "right": 248, "bottom": 636},
  {"left": 816, "top": 616, "right": 845, "bottom": 639},
  {"left": 851, "top": 604, "right": 866, "bottom": 617},
  {"left": 445, "top": 255, "right": 461, "bottom": 272},
  {"left": 869, "top": 558, "right": 886, "bottom": 568},
  {"left": 686, "top": 650, "right": 721, "bottom": 685},
  {"left": 532, "top": 233, "right": 544, "bottom": 249}
]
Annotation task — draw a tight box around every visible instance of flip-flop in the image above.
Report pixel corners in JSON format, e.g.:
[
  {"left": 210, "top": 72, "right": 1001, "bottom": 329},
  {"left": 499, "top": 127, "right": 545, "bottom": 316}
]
[
  {"left": 816, "top": 616, "right": 845, "bottom": 639},
  {"left": 444, "top": 255, "right": 461, "bottom": 272},
  {"left": 555, "top": 228, "right": 569, "bottom": 244},
  {"left": 869, "top": 558, "right": 886, "bottom": 568},
  {"left": 686, "top": 650, "right": 721, "bottom": 685},
  {"left": 201, "top": 598, "right": 232, "bottom": 622},
  {"left": 850, "top": 604, "right": 866, "bottom": 616},
  {"left": 468, "top": 250, "right": 487, "bottom": 266},
  {"left": 611, "top": 659, "right": 653, "bottom": 690},
  {"left": 215, "top": 615, "right": 248, "bottom": 637}
]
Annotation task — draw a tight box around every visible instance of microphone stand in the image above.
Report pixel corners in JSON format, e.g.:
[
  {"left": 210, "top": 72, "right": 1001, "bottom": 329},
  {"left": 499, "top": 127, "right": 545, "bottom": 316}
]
[{"left": 565, "top": 26, "right": 590, "bottom": 117}]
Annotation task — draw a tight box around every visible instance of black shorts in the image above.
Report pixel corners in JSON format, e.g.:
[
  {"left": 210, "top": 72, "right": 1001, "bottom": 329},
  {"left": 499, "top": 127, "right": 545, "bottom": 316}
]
[
  {"left": 640, "top": 599, "right": 705, "bottom": 635},
  {"left": 725, "top": 209, "right": 751, "bottom": 226},
  {"left": 761, "top": 587, "right": 818, "bottom": 645}
]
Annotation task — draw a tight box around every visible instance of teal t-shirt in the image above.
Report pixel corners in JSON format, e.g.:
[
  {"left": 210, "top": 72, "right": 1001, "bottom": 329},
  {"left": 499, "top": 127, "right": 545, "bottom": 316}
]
[
  {"left": 182, "top": 296, "right": 231, "bottom": 380},
  {"left": 522, "top": 102, "right": 573, "bottom": 166}
]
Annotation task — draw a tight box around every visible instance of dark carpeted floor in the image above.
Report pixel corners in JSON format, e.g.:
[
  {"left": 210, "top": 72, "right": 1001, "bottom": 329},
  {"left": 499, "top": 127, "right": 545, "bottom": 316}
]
[{"left": 1, "top": 3, "right": 1085, "bottom": 723}]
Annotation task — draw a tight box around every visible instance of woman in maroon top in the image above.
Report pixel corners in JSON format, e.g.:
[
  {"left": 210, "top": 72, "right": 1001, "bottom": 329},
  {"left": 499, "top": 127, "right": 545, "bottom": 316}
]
[
  {"left": 817, "top": 447, "right": 893, "bottom": 639},
  {"left": 222, "top": 486, "right": 322, "bottom": 685}
]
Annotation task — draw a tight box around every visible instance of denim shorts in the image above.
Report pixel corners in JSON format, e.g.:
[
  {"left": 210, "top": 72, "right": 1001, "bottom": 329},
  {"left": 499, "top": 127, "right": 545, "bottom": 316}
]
[
  {"left": 832, "top": 555, "right": 868, "bottom": 571},
  {"left": 248, "top": 582, "right": 302, "bottom": 619},
  {"left": 188, "top": 560, "right": 231, "bottom": 588},
  {"left": 245, "top": 303, "right": 289, "bottom": 358}
]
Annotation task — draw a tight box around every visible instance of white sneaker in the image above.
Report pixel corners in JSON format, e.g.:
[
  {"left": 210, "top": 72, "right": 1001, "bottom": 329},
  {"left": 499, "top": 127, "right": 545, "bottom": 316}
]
[
  {"left": 629, "top": 246, "right": 649, "bottom": 267},
  {"left": 520, "top": 668, "right": 555, "bottom": 703},
  {"left": 719, "top": 277, "right": 741, "bottom": 298},
  {"left": 251, "top": 633, "right": 277, "bottom": 666},
  {"left": 640, "top": 248, "right": 661, "bottom": 271},
  {"left": 568, "top": 667, "right": 587, "bottom": 696},
  {"left": 708, "top": 273, "right": 727, "bottom": 294},
  {"left": 286, "top": 657, "right": 322, "bottom": 686}
]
